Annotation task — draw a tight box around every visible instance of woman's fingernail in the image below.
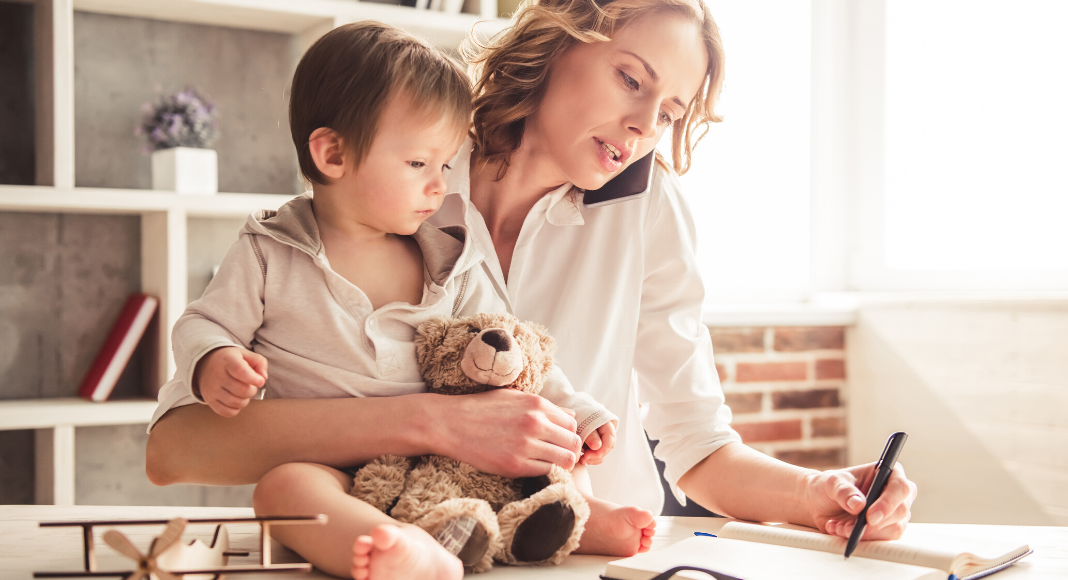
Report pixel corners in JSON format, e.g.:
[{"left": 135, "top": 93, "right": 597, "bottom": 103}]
[{"left": 849, "top": 494, "right": 865, "bottom": 509}]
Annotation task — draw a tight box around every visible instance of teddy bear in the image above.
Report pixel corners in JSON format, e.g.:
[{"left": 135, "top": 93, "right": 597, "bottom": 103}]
[{"left": 348, "top": 312, "right": 590, "bottom": 573}]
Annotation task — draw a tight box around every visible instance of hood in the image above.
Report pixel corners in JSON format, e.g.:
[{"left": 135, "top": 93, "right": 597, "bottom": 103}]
[{"left": 243, "top": 193, "right": 482, "bottom": 287}]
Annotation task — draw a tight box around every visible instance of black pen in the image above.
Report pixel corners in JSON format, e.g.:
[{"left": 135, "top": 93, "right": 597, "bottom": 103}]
[{"left": 844, "top": 431, "right": 908, "bottom": 559}]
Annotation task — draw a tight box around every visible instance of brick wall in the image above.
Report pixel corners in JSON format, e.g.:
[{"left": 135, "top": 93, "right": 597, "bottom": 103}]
[{"left": 711, "top": 326, "right": 848, "bottom": 470}]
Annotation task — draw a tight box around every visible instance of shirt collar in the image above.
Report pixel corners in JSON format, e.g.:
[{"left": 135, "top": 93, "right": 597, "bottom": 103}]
[{"left": 446, "top": 138, "right": 585, "bottom": 227}]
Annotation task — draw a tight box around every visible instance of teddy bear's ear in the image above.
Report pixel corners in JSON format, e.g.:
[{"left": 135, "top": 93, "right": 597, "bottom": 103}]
[
  {"left": 508, "top": 320, "right": 557, "bottom": 394},
  {"left": 524, "top": 321, "right": 556, "bottom": 363},
  {"left": 415, "top": 317, "right": 451, "bottom": 370}
]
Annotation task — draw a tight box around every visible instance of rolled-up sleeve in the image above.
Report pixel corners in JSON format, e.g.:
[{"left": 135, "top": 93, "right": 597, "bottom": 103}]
[
  {"left": 148, "top": 233, "right": 265, "bottom": 432},
  {"left": 632, "top": 168, "right": 741, "bottom": 505}
]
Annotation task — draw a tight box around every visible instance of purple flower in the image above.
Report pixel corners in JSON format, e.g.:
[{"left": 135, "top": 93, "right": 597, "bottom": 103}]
[{"left": 136, "top": 86, "right": 219, "bottom": 152}]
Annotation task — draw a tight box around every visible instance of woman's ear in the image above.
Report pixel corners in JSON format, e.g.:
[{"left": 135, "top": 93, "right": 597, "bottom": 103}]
[{"left": 308, "top": 127, "right": 347, "bottom": 181}]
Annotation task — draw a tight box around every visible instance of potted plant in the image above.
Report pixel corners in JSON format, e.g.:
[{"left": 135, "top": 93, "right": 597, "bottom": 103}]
[{"left": 137, "top": 87, "right": 219, "bottom": 195}]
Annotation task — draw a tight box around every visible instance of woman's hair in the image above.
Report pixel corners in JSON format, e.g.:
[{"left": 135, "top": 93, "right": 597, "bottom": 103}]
[
  {"left": 465, "top": 0, "right": 723, "bottom": 178},
  {"left": 290, "top": 21, "right": 472, "bottom": 185}
]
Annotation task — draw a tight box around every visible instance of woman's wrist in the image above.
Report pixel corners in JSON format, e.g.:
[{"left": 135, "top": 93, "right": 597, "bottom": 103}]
[
  {"left": 794, "top": 467, "right": 827, "bottom": 528},
  {"left": 401, "top": 392, "right": 450, "bottom": 457}
]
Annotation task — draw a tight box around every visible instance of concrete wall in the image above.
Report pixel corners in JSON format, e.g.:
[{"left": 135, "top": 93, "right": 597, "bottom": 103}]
[
  {"left": 848, "top": 300, "right": 1068, "bottom": 526},
  {"left": 73, "top": 11, "right": 300, "bottom": 195}
]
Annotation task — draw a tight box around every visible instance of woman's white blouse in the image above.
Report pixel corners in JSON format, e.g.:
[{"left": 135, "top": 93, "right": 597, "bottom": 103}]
[{"left": 430, "top": 142, "right": 741, "bottom": 513}]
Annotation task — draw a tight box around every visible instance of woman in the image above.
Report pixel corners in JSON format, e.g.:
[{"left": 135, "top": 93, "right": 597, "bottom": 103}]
[{"left": 147, "top": 0, "right": 916, "bottom": 559}]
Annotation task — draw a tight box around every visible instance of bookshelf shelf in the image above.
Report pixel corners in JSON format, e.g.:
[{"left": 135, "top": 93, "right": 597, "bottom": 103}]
[
  {"left": 0, "top": 397, "right": 157, "bottom": 430},
  {"left": 72, "top": 0, "right": 510, "bottom": 49},
  {"left": 0, "top": 185, "right": 295, "bottom": 217}
]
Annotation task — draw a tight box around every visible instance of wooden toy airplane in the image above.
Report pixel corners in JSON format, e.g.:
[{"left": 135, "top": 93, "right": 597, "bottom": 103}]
[{"left": 33, "top": 514, "right": 326, "bottom": 578}]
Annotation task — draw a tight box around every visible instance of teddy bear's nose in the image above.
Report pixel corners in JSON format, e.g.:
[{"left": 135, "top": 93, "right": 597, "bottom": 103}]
[{"left": 480, "top": 329, "right": 511, "bottom": 352}]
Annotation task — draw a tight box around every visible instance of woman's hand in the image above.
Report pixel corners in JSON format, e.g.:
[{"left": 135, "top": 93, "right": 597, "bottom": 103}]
[
  {"left": 422, "top": 388, "right": 584, "bottom": 478},
  {"left": 801, "top": 462, "right": 918, "bottom": 540}
]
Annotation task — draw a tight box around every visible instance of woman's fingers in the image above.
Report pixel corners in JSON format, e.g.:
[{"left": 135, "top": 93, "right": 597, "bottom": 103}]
[{"left": 867, "top": 463, "right": 916, "bottom": 526}]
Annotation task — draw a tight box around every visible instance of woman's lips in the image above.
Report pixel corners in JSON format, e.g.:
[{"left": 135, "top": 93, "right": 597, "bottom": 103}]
[{"left": 594, "top": 138, "right": 623, "bottom": 173}]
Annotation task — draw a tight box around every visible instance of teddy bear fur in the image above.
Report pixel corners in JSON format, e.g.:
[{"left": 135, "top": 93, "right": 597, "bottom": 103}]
[{"left": 349, "top": 312, "right": 590, "bottom": 573}]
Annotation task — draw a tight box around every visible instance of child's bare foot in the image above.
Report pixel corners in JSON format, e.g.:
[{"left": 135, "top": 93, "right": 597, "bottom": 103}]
[
  {"left": 574, "top": 496, "right": 656, "bottom": 556},
  {"left": 351, "top": 524, "right": 463, "bottom": 580}
]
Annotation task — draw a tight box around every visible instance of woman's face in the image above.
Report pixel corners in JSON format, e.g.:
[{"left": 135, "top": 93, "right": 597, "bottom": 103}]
[{"left": 525, "top": 10, "right": 708, "bottom": 190}]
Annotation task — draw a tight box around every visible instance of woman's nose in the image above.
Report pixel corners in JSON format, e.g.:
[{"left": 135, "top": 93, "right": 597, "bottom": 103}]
[{"left": 627, "top": 103, "right": 659, "bottom": 137}]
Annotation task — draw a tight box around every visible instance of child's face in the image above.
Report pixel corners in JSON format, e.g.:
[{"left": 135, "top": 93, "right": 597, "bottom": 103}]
[{"left": 342, "top": 92, "right": 465, "bottom": 236}]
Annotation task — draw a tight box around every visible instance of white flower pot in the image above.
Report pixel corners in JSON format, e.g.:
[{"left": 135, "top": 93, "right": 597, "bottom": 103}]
[{"left": 151, "top": 147, "right": 218, "bottom": 195}]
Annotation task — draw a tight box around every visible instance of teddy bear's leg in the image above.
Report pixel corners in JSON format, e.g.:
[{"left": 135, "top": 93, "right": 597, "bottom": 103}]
[
  {"left": 495, "top": 465, "right": 591, "bottom": 566},
  {"left": 413, "top": 497, "right": 502, "bottom": 574},
  {"left": 348, "top": 454, "right": 412, "bottom": 513}
]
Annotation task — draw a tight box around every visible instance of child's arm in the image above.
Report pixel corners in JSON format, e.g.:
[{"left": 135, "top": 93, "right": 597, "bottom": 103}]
[
  {"left": 538, "top": 365, "right": 619, "bottom": 460},
  {"left": 169, "top": 234, "right": 267, "bottom": 417}
]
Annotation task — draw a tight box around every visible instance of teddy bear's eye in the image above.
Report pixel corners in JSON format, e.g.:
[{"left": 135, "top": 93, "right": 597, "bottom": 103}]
[{"left": 468, "top": 326, "right": 481, "bottom": 334}]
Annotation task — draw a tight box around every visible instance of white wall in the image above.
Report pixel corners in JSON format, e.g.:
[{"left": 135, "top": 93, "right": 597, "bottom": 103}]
[{"left": 848, "top": 300, "right": 1068, "bottom": 525}]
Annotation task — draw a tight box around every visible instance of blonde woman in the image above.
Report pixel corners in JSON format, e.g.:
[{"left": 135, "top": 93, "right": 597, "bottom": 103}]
[{"left": 148, "top": 0, "right": 917, "bottom": 575}]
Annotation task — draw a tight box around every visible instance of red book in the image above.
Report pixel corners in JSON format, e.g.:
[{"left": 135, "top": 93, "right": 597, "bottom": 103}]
[{"left": 78, "top": 293, "right": 159, "bottom": 402}]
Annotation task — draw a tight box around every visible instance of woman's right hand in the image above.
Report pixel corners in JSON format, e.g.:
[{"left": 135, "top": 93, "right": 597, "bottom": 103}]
[{"left": 424, "top": 388, "right": 583, "bottom": 478}]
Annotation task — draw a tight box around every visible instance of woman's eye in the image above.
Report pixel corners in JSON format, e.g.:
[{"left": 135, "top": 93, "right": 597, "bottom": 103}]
[
  {"left": 620, "top": 71, "right": 640, "bottom": 90},
  {"left": 409, "top": 161, "right": 425, "bottom": 169},
  {"left": 659, "top": 111, "right": 674, "bottom": 126}
]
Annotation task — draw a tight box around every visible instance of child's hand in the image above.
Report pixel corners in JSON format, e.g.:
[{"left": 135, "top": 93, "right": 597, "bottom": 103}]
[
  {"left": 192, "top": 346, "right": 267, "bottom": 418},
  {"left": 580, "top": 420, "right": 617, "bottom": 465}
]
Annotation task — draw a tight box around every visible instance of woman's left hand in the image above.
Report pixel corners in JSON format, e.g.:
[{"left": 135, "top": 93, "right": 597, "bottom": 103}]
[{"left": 802, "top": 462, "right": 918, "bottom": 540}]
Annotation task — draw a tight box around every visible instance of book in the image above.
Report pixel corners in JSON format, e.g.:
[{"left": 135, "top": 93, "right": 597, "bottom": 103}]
[
  {"left": 77, "top": 293, "right": 159, "bottom": 402},
  {"left": 603, "top": 521, "right": 1032, "bottom": 580}
]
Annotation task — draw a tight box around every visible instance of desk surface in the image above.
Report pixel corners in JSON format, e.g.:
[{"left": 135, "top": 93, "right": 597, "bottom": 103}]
[{"left": 2, "top": 505, "right": 1065, "bottom": 579}]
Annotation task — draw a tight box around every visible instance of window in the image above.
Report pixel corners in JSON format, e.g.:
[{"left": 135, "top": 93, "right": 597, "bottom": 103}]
[
  {"left": 884, "top": 0, "right": 1068, "bottom": 275},
  {"left": 671, "top": 0, "right": 812, "bottom": 303}
]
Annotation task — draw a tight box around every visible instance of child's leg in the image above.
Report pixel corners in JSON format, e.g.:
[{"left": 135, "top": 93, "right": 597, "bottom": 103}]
[
  {"left": 570, "top": 464, "right": 657, "bottom": 556},
  {"left": 252, "top": 462, "right": 462, "bottom": 580}
]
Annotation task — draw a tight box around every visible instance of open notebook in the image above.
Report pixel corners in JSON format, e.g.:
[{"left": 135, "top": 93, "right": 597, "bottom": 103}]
[{"left": 603, "top": 521, "right": 1032, "bottom": 580}]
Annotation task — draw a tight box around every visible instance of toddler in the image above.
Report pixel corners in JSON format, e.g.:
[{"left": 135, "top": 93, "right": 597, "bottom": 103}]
[{"left": 149, "top": 21, "right": 631, "bottom": 580}]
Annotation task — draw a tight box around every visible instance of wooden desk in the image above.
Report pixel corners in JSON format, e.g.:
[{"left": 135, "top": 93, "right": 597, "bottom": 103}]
[{"left": 2, "top": 505, "right": 1065, "bottom": 579}]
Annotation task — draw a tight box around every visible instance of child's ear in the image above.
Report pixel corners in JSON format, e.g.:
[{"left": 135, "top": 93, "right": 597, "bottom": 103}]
[{"left": 308, "top": 127, "right": 347, "bottom": 181}]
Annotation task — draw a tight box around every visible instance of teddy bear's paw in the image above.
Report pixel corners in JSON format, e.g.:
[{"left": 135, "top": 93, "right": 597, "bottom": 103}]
[
  {"left": 496, "top": 482, "right": 591, "bottom": 566},
  {"left": 414, "top": 498, "right": 501, "bottom": 574},
  {"left": 435, "top": 516, "right": 491, "bottom": 569}
]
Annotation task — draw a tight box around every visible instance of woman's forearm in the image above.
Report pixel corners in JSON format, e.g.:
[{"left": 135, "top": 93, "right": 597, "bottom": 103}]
[
  {"left": 146, "top": 395, "right": 436, "bottom": 486},
  {"left": 677, "top": 441, "right": 817, "bottom": 526},
  {"left": 146, "top": 388, "right": 584, "bottom": 486}
]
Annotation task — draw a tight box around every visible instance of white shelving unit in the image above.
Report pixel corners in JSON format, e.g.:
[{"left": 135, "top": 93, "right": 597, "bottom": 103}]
[
  {"left": 1, "top": 0, "right": 508, "bottom": 505},
  {"left": 0, "top": 398, "right": 159, "bottom": 506}
]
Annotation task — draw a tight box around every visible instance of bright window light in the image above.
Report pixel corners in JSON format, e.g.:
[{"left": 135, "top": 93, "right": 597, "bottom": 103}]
[
  {"left": 668, "top": 0, "right": 811, "bottom": 303},
  {"left": 885, "top": 0, "right": 1068, "bottom": 271}
]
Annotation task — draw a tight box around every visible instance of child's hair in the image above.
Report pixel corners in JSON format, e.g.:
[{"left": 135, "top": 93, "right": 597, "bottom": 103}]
[
  {"left": 290, "top": 21, "right": 473, "bottom": 185},
  {"left": 465, "top": 0, "right": 723, "bottom": 177}
]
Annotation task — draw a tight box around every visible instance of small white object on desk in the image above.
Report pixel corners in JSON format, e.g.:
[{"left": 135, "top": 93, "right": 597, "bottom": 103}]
[{"left": 151, "top": 147, "right": 218, "bottom": 195}]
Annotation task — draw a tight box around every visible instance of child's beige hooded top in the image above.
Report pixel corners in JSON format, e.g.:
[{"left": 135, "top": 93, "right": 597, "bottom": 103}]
[{"left": 149, "top": 194, "right": 615, "bottom": 440}]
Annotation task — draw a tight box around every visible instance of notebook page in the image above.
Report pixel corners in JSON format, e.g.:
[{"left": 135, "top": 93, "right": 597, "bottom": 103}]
[
  {"left": 719, "top": 522, "right": 959, "bottom": 572},
  {"left": 603, "top": 536, "right": 945, "bottom": 580}
]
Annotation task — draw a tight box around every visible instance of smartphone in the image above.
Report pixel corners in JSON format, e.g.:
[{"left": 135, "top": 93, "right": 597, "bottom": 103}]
[{"left": 582, "top": 150, "right": 656, "bottom": 208}]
